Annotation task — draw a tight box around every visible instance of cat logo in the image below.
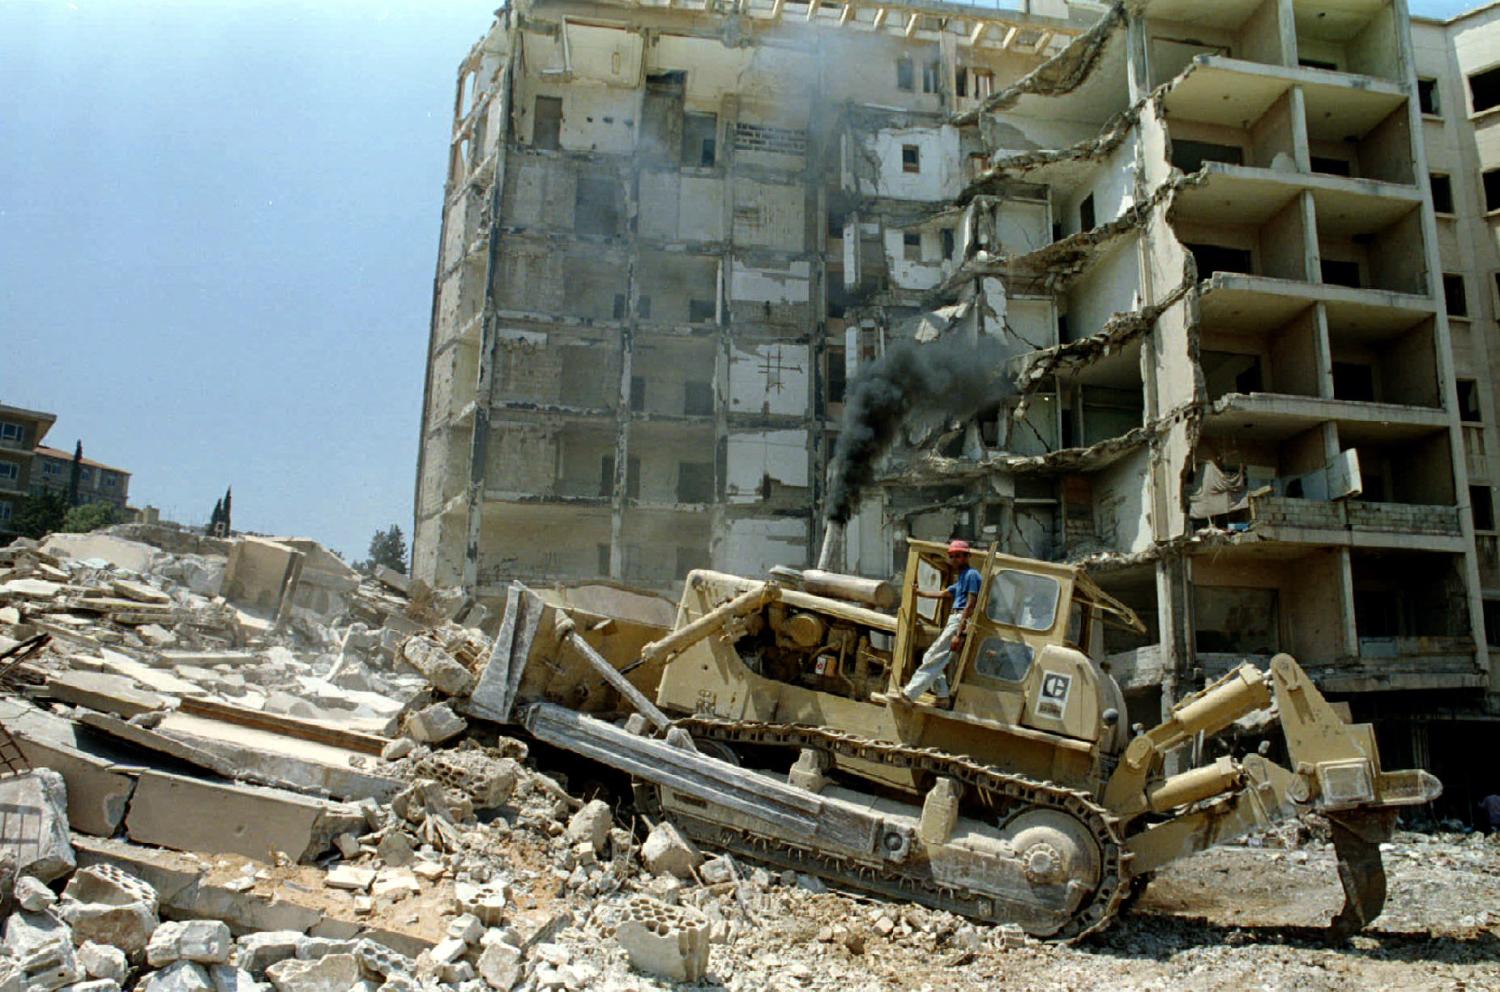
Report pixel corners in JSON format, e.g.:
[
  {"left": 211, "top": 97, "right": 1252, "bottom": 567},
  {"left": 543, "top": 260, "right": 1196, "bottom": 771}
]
[{"left": 1035, "top": 671, "right": 1072, "bottom": 719}]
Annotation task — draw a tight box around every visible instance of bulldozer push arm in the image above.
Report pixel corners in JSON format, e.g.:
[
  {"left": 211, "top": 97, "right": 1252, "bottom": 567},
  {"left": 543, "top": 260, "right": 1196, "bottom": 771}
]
[{"left": 1106, "top": 654, "right": 1440, "bottom": 937}]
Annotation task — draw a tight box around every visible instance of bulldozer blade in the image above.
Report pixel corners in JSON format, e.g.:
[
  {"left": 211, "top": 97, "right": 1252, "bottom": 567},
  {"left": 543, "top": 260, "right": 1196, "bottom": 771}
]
[{"left": 1326, "top": 808, "right": 1397, "bottom": 942}]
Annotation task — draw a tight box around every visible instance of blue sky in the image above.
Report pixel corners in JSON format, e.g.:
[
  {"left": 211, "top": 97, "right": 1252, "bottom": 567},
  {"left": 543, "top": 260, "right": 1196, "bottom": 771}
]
[
  {"left": 1, "top": 1, "right": 485, "bottom": 559},
  {"left": 0, "top": 0, "right": 1480, "bottom": 559}
]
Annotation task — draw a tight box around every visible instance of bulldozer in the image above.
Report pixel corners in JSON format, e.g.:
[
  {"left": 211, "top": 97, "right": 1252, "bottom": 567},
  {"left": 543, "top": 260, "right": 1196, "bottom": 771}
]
[{"left": 463, "top": 539, "right": 1441, "bottom": 941}]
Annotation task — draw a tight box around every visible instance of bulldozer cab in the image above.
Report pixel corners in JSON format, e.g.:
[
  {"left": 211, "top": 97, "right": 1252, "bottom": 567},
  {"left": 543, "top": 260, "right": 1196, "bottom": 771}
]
[{"left": 892, "top": 539, "right": 1143, "bottom": 744}]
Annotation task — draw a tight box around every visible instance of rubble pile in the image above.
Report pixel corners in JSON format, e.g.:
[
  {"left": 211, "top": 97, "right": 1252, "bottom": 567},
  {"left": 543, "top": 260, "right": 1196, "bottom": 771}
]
[{"left": 1, "top": 525, "right": 1498, "bottom": 991}]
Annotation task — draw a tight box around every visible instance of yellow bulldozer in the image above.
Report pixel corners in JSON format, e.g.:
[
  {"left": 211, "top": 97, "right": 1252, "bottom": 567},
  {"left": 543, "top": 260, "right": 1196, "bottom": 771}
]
[{"left": 465, "top": 540, "right": 1440, "bottom": 941}]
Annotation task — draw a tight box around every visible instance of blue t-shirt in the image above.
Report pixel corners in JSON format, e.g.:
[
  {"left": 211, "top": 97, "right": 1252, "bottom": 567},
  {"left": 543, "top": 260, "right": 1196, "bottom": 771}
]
[{"left": 947, "top": 567, "right": 983, "bottom": 611}]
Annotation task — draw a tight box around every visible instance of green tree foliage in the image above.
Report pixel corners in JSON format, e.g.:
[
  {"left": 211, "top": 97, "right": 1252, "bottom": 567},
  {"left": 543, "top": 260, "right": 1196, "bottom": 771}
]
[
  {"left": 365, "top": 524, "right": 408, "bottom": 575},
  {"left": 62, "top": 502, "right": 117, "bottom": 533},
  {"left": 12, "top": 489, "right": 69, "bottom": 539}
]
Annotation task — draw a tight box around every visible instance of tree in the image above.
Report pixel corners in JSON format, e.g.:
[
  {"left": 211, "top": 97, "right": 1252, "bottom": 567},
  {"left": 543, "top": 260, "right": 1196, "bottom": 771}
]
[
  {"left": 12, "top": 489, "right": 69, "bottom": 539},
  {"left": 365, "top": 524, "right": 408, "bottom": 575},
  {"left": 206, "top": 486, "right": 233, "bottom": 537},
  {"left": 62, "top": 502, "right": 116, "bottom": 533},
  {"left": 67, "top": 441, "right": 83, "bottom": 507}
]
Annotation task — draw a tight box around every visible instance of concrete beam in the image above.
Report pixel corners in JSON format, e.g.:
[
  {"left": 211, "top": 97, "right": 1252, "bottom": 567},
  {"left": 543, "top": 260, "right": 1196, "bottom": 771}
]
[{"left": 124, "top": 771, "right": 365, "bottom": 864}]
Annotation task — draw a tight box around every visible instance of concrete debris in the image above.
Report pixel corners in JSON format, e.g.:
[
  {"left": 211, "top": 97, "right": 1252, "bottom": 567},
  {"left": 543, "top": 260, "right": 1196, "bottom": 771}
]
[
  {"left": 613, "top": 895, "right": 710, "bottom": 982},
  {"left": 7, "top": 524, "right": 1496, "bottom": 991},
  {"left": 264, "top": 952, "right": 359, "bottom": 992},
  {"left": 55, "top": 864, "right": 159, "bottom": 958},
  {"left": 403, "top": 703, "right": 466, "bottom": 745},
  {"left": 640, "top": 822, "right": 702, "bottom": 880},
  {"left": 146, "top": 920, "right": 232, "bottom": 967},
  {"left": 565, "top": 800, "right": 612, "bottom": 855},
  {"left": 12, "top": 877, "right": 54, "bottom": 913},
  {"left": 0, "top": 770, "right": 75, "bottom": 883},
  {"left": 77, "top": 941, "right": 129, "bottom": 984}
]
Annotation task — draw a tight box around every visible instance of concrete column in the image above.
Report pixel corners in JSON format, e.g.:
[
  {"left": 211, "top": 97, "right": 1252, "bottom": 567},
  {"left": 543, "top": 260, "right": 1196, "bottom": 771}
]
[{"left": 1390, "top": 0, "right": 1490, "bottom": 695}]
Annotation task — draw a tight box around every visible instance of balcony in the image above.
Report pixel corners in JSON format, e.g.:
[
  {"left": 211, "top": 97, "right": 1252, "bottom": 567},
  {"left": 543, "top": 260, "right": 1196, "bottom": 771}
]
[
  {"left": 1199, "top": 273, "right": 1436, "bottom": 337},
  {"left": 1174, "top": 164, "right": 1422, "bottom": 238},
  {"left": 1246, "top": 493, "right": 1465, "bottom": 551},
  {"left": 1203, "top": 392, "right": 1449, "bottom": 444}
]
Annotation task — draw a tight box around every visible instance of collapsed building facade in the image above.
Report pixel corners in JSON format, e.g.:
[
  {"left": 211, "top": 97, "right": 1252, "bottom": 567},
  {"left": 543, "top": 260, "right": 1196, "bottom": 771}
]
[{"left": 414, "top": 0, "right": 1500, "bottom": 798}]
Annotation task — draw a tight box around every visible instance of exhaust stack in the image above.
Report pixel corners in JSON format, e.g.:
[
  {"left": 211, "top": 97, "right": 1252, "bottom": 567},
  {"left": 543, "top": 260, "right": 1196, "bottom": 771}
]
[{"left": 817, "top": 521, "right": 844, "bottom": 571}]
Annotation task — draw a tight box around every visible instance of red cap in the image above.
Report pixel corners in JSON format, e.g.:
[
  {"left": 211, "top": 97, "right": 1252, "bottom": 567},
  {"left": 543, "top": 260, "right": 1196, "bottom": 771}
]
[{"left": 947, "top": 539, "right": 971, "bottom": 555}]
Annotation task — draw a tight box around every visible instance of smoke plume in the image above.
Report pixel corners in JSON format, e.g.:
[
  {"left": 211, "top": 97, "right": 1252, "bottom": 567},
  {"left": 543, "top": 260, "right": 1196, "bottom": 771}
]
[{"left": 827, "top": 334, "right": 1013, "bottom": 524}]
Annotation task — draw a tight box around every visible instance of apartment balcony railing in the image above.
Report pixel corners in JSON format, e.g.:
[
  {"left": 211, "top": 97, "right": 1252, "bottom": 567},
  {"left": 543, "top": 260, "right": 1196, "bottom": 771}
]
[
  {"left": 1249, "top": 494, "right": 1461, "bottom": 538},
  {"left": 1356, "top": 635, "right": 1475, "bottom": 666}
]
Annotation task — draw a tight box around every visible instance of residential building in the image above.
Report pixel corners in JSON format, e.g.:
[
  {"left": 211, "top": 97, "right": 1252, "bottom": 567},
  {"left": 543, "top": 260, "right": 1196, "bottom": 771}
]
[
  {"left": 31, "top": 445, "right": 133, "bottom": 510},
  {"left": 416, "top": 0, "right": 1500, "bottom": 804},
  {"left": 0, "top": 404, "right": 57, "bottom": 537}
]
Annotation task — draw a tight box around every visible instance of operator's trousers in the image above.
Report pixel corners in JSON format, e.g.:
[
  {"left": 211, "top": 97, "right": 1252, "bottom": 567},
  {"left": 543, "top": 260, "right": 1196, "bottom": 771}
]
[{"left": 902, "top": 611, "right": 964, "bottom": 700}]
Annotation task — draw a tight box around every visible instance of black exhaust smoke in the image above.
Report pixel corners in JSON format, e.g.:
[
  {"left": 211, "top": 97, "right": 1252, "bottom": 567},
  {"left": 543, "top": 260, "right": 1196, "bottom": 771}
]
[{"left": 826, "top": 333, "right": 1014, "bottom": 524}]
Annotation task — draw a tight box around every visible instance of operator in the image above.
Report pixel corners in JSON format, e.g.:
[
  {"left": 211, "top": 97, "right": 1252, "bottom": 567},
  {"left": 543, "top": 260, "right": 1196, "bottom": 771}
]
[{"left": 878, "top": 539, "right": 982, "bottom": 706}]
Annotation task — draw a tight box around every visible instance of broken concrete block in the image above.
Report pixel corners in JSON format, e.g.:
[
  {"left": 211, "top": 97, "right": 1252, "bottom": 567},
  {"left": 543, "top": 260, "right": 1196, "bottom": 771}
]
[
  {"left": 641, "top": 822, "right": 701, "bottom": 880},
  {"left": 3, "top": 910, "right": 81, "bottom": 991},
  {"left": 39, "top": 533, "right": 160, "bottom": 573},
  {"left": 140, "top": 960, "right": 214, "bottom": 992},
  {"left": 208, "top": 965, "right": 265, "bottom": 992},
  {"left": 402, "top": 703, "right": 465, "bottom": 744},
  {"left": 0, "top": 769, "right": 74, "bottom": 882},
  {"left": 565, "top": 800, "right": 612, "bottom": 854},
  {"left": 379, "top": 738, "right": 414, "bottom": 762},
  {"left": 369, "top": 871, "right": 419, "bottom": 902},
  {"left": 350, "top": 938, "right": 413, "bottom": 981},
  {"left": 445, "top": 915, "right": 482, "bottom": 946},
  {"left": 68, "top": 979, "right": 121, "bottom": 992},
  {"left": 332, "top": 834, "right": 360, "bottom": 860},
  {"left": 323, "top": 866, "right": 375, "bottom": 892},
  {"left": 11, "top": 735, "right": 135, "bottom": 838},
  {"left": 264, "top": 952, "right": 359, "bottom": 992},
  {"left": 55, "top": 863, "right": 160, "bottom": 959},
  {"left": 398, "top": 637, "right": 474, "bottom": 698},
  {"left": 374, "top": 832, "right": 414, "bottom": 869},
  {"left": 223, "top": 538, "right": 305, "bottom": 624},
  {"left": 697, "top": 855, "right": 736, "bottom": 885},
  {"left": 453, "top": 881, "right": 507, "bottom": 926},
  {"left": 146, "top": 920, "right": 232, "bottom": 967},
  {"left": 290, "top": 938, "right": 355, "bottom": 961},
  {"left": 77, "top": 941, "right": 129, "bottom": 984},
  {"left": 0, "top": 578, "right": 62, "bottom": 599},
  {"left": 428, "top": 938, "right": 466, "bottom": 966},
  {"left": 235, "top": 933, "right": 302, "bottom": 975},
  {"left": 14, "top": 876, "right": 55, "bottom": 912},
  {"left": 475, "top": 941, "right": 520, "bottom": 991},
  {"left": 409, "top": 751, "right": 516, "bottom": 809},
  {"left": 124, "top": 771, "right": 363, "bottom": 864},
  {"left": 613, "top": 896, "right": 710, "bottom": 983},
  {"left": 46, "top": 670, "right": 168, "bottom": 719}
]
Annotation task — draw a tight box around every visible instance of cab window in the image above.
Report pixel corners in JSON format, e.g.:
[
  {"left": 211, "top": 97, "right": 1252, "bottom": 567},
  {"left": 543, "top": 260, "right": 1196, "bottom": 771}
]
[
  {"left": 974, "top": 636, "right": 1034, "bottom": 681},
  {"left": 986, "top": 570, "right": 1060, "bottom": 632},
  {"left": 1066, "top": 602, "right": 1087, "bottom": 648}
]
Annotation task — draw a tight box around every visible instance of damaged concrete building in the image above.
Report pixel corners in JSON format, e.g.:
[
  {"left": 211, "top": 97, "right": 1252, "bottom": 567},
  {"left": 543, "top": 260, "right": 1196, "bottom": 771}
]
[{"left": 415, "top": 0, "right": 1500, "bottom": 785}]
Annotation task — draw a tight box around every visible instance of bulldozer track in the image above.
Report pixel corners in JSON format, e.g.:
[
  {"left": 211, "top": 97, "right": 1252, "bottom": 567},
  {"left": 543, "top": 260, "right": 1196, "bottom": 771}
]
[{"left": 655, "top": 716, "right": 1132, "bottom": 942}]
